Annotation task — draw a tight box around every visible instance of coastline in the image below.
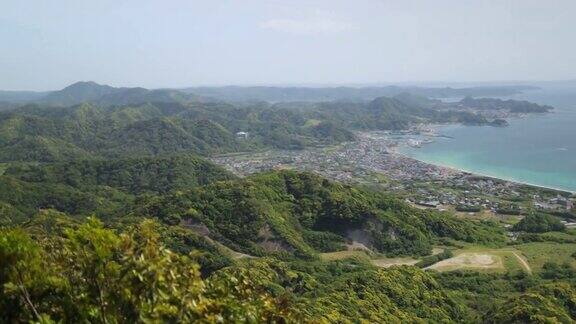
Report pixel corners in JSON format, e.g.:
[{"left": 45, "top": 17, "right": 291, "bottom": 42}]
[
  {"left": 391, "top": 112, "right": 576, "bottom": 195},
  {"left": 393, "top": 150, "right": 575, "bottom": 194}
]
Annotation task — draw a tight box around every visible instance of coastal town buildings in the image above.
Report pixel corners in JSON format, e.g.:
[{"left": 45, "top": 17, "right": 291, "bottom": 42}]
[{"left": 212, "top": 131, "right": 575, "bottom": 217}]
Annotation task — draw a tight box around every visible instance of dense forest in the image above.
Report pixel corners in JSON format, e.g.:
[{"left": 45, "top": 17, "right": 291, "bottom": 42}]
[
  {"left": 0, "top": 215, "right": 548, "bottom": 323},
  {"left": 2, "top": 170, "right": 575, "bottom": 322},
  {"left": 0, "top": 82, "right": 573, "bottom": 323},
  {"left": 132, "top": 171, "right": 506, "bottom": 258}
]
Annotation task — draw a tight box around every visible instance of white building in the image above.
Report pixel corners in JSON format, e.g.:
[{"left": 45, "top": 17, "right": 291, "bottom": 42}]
[{"left": 236, "top": 131, "right": 249, "bottom": 139}]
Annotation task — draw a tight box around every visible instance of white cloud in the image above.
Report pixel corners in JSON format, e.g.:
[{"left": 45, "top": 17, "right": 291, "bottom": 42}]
[{"left": 260, "top": 13, "right": 353, "bottom": 35}]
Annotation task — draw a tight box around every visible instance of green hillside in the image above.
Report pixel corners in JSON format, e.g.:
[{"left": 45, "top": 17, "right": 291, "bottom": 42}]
[
  {"left": 1, "top": 158, "right": 575, "bottom": 322},
  {"left": 135, "top": 170, "right": 505, "bottom": 258},
  {"left": 4, "top": 154, "right": 234, "bottom": 194},
  {"left": 0, "top": 89, "right": 511, "bottom": 162},
  {"left": 0, "top": 155, "right": 233, "bottom": 224}
]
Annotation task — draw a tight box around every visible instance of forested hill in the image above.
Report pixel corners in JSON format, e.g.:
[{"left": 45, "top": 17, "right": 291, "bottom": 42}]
[
  {"left": 0, "top": 163, "right": 505, "bottom": 256},
  {"left": 4, "top": 154, "right": 235, "bottom": 194},
  {"left": 132, "top": 170, "right": 506, "bottom": 258},
  {"left": 460, "top": 96, "right": 554, "bottom": 113},
  {"left": 0, "top": 100, "right": 355, "bottom": 161},
  {"left": 0, "top": 82, "right": 554, "bottom": 163},
  {"left": 180, "top": 84, "right": 537, "bottom": 102},
  {"left": 0, "top": 81, "right": 537, "bottom": 105},
  {"left": 0, "top": 90, "right": 542, "bottom": 162},
  {"left": 5, "top": 81, "right": 208, "bottom": 107},
  {"left": 2, "top": 167, "right": 575, "bottom": 322},
  {"left": 0, "top": 154, "right": 234, "bottom": 224}
]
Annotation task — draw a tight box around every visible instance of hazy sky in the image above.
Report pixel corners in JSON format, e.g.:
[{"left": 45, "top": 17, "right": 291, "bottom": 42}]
[{"left": 2, "top": 0, "right": 575, "bottom": 90}]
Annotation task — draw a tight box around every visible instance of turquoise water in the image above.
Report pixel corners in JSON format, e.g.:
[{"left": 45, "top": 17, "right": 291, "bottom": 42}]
[{"left": 400, "top": 85, "right": 576, "bottom": 192}]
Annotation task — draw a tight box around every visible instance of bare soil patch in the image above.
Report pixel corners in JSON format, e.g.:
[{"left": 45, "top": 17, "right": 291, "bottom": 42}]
[{"left": 427, "top": 253, "right": 503, "bottom": 271}]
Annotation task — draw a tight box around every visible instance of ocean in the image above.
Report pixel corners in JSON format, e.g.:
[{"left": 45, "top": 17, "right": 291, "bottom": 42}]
[{"left": 399, "top": 84, "right": 576, "bottom": 192}]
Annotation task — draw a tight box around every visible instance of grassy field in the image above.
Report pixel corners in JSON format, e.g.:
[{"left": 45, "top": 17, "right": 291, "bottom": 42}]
[
  {"left": 537, "top": 231, "right": 576, "bottom": 242},
  {"left": 426, "top": 247, "right": 530, "bottom": 273},
  {"left": 320, "top": 244, "right": 540, "bottom": 273},
  {"left": 427, "top": 252, "right": 504, "bottom": 272},
  {"left": 320, "top": 250, "right": 371, "bottom": 261},
  {"left": 370, "top": 257, "right": 419, "bottom": 268},
  {"left": 319, "top": 250, "right": 419, "bottom": 268},
  {"left": 514, "top": 242, "right": 576, "bottom": 272}
]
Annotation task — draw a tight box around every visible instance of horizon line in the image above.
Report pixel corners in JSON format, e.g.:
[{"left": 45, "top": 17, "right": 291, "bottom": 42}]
[{"left": 2, "top": 78, "right": 576, "bottom": 93}]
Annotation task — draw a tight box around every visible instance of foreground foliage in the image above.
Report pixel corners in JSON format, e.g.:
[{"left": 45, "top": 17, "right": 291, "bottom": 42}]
[
  {"left": 2, "top": 214, "right": 575, "bottom": 323},
  {"left": 0, "top": 218, "right": 293, "bottom": 323}
]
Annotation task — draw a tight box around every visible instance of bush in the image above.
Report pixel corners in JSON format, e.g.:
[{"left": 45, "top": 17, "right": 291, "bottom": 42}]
[
  {"left": 416, "top": 249, "right": 454, "bottom": 268},
  {"left": 512, "top": 213, "right": 565, "bottom": 233}
]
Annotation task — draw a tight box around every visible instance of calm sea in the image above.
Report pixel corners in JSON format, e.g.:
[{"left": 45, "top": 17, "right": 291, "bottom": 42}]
[{"left": 400, "top": 84, "right": 576, "bottom": 192}]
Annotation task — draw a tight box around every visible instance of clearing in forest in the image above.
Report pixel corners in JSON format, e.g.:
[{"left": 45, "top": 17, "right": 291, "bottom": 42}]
[{"left": 427, "top": 252, "right": 503, "bottom": 271}]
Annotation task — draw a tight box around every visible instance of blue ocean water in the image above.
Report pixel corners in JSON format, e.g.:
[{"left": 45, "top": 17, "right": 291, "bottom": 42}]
[{"left": 400, "top": 85, "right": 576, "bottom": 192}]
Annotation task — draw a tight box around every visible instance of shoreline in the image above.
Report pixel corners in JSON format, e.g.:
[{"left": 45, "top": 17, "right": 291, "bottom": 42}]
[{"left": 393, "top": 150, "right": 575, "bottom": 195}]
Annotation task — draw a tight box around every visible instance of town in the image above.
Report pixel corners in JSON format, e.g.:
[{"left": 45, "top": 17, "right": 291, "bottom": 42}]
[{"left": 212, "top": 131, "right": 576, "bottom": 222}]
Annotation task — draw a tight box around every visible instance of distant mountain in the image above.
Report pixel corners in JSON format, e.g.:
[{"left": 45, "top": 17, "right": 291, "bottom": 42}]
[
  {"left": 39, "top": 81, "right": 206, "bottom": 106},
  {"left": 0, "top": 82, "right": 210, "bottom": 107},
  {"left": 0, "top": 87, "right": 552, "bottom": 162},
  {"left": 0, "top": 82, "right": 540, "bottom": 107},
  {"left": 98, "top": 88, "right": 204, "bottom": 106},
  {"left": 41, "top": 81, "right": 118, "bottom": 106},
  {"left": 460, "top": 96, "right": 553, "bottom": 113},
  {"left": 393, "top": 92, "right": 441, "bottom": 109},
  {"left": 181, "top": 85, "right": 539, "bottom": 102},
  {"left": 0, "top": 101, "right": 249, "bottom": 162}
]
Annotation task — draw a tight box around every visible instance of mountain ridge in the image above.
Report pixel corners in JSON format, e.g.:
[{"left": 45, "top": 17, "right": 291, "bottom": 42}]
[{"left": 0, "top": 81, "right": 541, "bottom": 106}]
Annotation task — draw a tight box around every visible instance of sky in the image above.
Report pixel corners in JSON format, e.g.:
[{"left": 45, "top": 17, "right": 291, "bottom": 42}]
[{"left": 1, "top": 0, "right": 575, "bottom": 90}]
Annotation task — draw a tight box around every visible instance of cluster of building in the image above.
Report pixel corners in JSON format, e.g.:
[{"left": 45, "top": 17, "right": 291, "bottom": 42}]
[
  {"left": 534, "top": 195, "right": 574, "bottom": 211},
  {"left": 212, "top": 131, "right": 575, "bottom": 216}
]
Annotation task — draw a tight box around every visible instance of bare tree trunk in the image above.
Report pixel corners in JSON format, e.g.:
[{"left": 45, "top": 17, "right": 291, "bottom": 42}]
[{"left": 17, "top": 273, "right": 40, "bottom": 320}]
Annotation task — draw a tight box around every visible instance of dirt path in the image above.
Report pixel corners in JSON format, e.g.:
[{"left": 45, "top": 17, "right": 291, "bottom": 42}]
[{"left": 510, "top": 251, "right": 532, "bottom": 274}]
